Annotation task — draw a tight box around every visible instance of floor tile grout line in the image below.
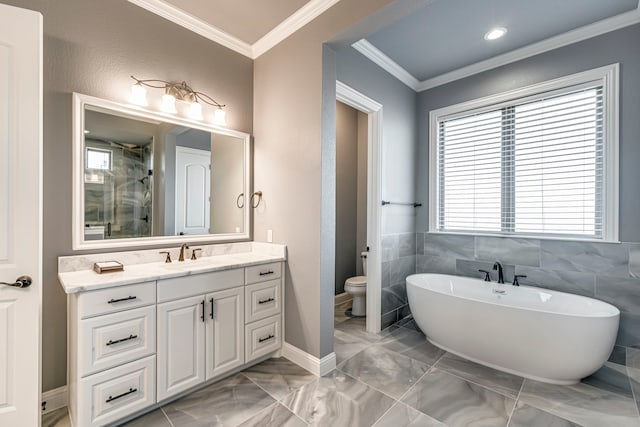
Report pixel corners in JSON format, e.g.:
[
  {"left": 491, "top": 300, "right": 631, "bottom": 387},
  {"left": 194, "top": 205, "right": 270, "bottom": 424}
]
[
  {"left": 160, "top": 407, "right": 176, "bottom": 427},
  {"left": 239, "top": 372, "right": 286, "bottom": 403},
  {"left": 505, "top": 378, "right": 526, "bottom": 427},
  {"left": 334, "top": 363, "right": 403, "bottom": 401},
  {"left": 433, "top": 366, "right": 522, "bottom": 400}
]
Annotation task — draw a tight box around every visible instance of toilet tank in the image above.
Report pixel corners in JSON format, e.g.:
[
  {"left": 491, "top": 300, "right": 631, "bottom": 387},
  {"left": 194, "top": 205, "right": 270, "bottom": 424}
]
[{"left": 361, "top": 251, "right": 368, "bottom": 276}]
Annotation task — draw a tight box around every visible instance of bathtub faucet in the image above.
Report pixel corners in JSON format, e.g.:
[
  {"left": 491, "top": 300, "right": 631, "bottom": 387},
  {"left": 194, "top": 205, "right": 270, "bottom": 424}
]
[{"left": 493, "top": 262, "right": 504, "bottom": 284}]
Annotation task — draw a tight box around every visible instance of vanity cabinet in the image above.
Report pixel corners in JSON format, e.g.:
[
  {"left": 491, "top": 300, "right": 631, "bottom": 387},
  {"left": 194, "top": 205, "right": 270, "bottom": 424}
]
[
  {"left": 156, "top": 286, "right": 244, "bottom": 401},
  {"left": 66, "top": 259, "right": 284, "bottom": 426}
]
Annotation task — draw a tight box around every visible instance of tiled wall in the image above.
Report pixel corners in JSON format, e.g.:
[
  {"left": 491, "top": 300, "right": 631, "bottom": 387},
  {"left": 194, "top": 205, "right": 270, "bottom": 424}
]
[
  {"left": 381, "top": 233, "right": 416, "bottom": 328},
  {"left": 416, "top": 233, "right": 640, "bottom": 349}
]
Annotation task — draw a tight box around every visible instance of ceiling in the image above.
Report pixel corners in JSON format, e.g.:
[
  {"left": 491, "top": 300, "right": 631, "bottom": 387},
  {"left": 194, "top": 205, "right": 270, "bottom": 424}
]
[
  {"left": 127, "top": 0, "right": 340, "bottom": 58},
  {"left": 128, "top": 0, "right": 640, "bottom": 85},
  {"left": 360, "top": 0, "right": 640, "bottom": 90}
]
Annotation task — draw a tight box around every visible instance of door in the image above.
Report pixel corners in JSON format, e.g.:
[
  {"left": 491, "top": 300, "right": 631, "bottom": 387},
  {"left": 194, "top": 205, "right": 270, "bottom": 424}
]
[
  {"left": 156, "top": 295, "right": 205, "bottom": 401},
  {"left": 0, "top": 4, "right": 42, "bottom": 427},
  {"left": 175, "top": 147, "right": 210, "bottom": 235},
  {"left": 205, "top": 287, "right": 244, "bottom": 380}
]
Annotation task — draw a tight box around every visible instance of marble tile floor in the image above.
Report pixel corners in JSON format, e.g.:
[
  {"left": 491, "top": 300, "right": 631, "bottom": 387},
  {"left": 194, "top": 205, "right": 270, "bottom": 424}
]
[{"left": 44, "top": 314, "right": 640, "bottom": 427}]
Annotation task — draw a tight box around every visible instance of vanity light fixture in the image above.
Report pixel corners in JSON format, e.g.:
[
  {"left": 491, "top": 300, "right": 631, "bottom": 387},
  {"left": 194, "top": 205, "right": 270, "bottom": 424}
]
[
  {"left": 130, "top": 82, "right": 148, "bottom": 106},
  {"left": 484, "top": 27, "right": 507, "bottom": 41},
  {"left": 130, "top": 75, "right": 226, "bottom": 125}
]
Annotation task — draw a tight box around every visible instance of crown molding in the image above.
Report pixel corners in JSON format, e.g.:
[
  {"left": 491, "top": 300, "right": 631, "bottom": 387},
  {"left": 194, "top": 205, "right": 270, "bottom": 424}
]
[
  {"left": 128, "top": 0, "right": 342, "bottom": 59},
  {"left": 352, "top": 39, "right": 421, "bottom": 91},
  {"left": 353, "top": 7, "right": 640, "bottom": 93},
  {"left": 253, "top": 0, "right": 342, "bottom": 58},
  {"left": 128, "top": 0, "right": 254, "bottom": 58}
]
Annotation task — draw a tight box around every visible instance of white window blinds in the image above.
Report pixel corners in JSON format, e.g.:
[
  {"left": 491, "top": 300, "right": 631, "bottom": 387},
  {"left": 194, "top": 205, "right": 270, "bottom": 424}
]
[{"left": 436, "top": 84, "right": 607, "bottom": 239}]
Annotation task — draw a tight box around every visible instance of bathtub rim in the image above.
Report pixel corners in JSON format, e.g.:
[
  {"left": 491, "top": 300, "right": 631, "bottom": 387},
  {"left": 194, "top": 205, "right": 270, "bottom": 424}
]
[{"left": 406, "top": 273, "right": 620, "bottom": 319}]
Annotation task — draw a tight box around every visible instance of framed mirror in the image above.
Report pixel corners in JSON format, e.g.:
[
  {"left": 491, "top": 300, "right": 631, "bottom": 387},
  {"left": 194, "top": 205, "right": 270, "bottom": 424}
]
[{"left": 72, "top": 93, "right": 251, "bottom": 250}]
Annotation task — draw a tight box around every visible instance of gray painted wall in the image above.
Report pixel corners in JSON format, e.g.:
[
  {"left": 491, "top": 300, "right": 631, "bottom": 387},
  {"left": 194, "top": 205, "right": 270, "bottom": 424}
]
[
  {"left": 3, "top": 0, "right": 253, "bottom": 392},
  {"left": 416, "top": 25, "right": 640, "bottom": 349},
  {"left": 335, "top": 101, "right": 358, "bottom": 295},
  {"left": 253, "top": 0, "right": 412, "bottom": 358}
]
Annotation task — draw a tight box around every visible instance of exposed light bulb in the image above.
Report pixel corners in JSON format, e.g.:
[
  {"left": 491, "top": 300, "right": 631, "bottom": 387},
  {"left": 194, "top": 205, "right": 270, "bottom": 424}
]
[
  {"left": 213, "top": 108, "right": 226, "bottom": 126},
  {"left": 130, "top": 83, "right": 148, "bottom": 106},
  {"left": 484, "top": 27, "right": 507, "bottom": 41},
  {"left": 161, "top": 94, "right": 177, "bottom": 114},
  {"left": 189, "top": 102, "right": 203, "bottom": 120}
]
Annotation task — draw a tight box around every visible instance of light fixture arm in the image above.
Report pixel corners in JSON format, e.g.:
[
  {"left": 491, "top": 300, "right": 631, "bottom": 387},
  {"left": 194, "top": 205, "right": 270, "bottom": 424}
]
[{"left": 130, "top": 75, "right": 225, "bottom": 108}]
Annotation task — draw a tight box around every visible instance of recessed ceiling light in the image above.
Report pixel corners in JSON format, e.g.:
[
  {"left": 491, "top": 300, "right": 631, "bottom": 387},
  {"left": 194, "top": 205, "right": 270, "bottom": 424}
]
[{"left": 484, "top": 27, "right": 507, "bottom": 41}]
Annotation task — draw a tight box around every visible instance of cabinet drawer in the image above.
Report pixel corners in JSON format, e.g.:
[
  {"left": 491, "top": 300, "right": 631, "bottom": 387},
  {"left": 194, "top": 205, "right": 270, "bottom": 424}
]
[
  {"left": 245, "top": 279, "right": 281, "bottom": 323},
  {"left": 77, "top": 356, "right": 156, "bottom": 427},
  {"left": 245, "top": 262, "right": 281, "bottom": 285},
  {"left": 79, "top": 305, "right": 156, "bottom": 377},
  {"left": 157, "top": 269, "right": 244, "bottom": 303},
  {"left": 78, "top": 281, "right": 155, "bottom": 319},
  {"left": 245, "top": 315, "right": 281, "bottom": 362}
]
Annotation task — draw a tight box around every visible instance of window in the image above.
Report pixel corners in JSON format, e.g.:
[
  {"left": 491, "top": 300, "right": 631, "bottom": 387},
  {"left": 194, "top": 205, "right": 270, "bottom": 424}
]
[
  {"left": 86, "top": 147, "right": 112, "bottom": 170},
  {"left": 429, "top": 64, "right": 619, "bottom": 241}
]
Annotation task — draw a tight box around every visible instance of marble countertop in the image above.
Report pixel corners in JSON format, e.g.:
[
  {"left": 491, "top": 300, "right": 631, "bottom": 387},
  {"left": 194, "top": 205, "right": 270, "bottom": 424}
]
[{"left": 59, "top": 244, "right": 286, "bottom": 294}]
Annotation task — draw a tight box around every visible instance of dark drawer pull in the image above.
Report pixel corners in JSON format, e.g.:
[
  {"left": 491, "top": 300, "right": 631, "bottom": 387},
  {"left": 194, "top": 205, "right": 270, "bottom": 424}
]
[
  {"left": 106, "top": 387, "right": 137, "bottom": 403},
  {"left": 107, "top": 296, "right": 137, "bottom": 304},
  {"left": 258, "top": 297, "right": 275, "bottom": 305},
  {"left": 258, "top": 334, "right": 275, "bottom": 343},
  {"left": 106, "top": 334, "right": 138, "bottom": 346},
  {"left": 259, "top": 271, "right": 274, "bottom": 276}
]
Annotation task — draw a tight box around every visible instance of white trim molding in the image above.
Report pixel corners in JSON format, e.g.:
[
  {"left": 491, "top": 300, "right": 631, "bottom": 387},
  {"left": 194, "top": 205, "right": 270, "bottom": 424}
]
[
  {"left": 353, "top": 7, "right": 640, "bottom": 93},
  {"left": 351, "top": 39, "right": 421, "bottom": 91},
  {"left": 253, "top": 0, "right": 342, "bottom": 58},
  {"left": 282, "top": 342, "right": 336, "bottom": 376},
  {"left": 128, "top": 0, "right": 341, "bottom": 59},
  {"left": 42, "top": 386, "right": 68, "bottom": 415},
  {"left": 127, "top": 0, "right": 253, "bottom": 57}
]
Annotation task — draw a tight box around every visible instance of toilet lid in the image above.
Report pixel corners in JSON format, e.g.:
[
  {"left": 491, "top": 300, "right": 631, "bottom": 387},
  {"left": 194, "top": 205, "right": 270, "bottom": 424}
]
[{"left": 345, "top": 276, "right": 367, "bottom": 286}]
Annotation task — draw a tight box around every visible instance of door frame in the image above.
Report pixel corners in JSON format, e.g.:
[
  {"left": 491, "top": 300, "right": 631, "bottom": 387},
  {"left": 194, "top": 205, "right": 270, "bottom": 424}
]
[{"left": 336, "top": 81, "right": 382, "bottom": 333}]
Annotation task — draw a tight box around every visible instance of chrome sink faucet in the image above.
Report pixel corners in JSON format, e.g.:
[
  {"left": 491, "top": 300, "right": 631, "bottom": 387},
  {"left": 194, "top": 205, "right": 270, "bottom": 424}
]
[
  {"left": 493, "top": 261, "right": 504, "bottom": 284},
  {"left": 178, "top": 243, "right": 190, "bottom": 262}
]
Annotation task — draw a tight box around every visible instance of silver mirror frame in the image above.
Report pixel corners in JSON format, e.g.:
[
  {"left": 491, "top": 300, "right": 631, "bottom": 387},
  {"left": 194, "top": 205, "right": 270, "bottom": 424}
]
[{"left": 72, "top": 92, "right": 251, "bottom": 250}]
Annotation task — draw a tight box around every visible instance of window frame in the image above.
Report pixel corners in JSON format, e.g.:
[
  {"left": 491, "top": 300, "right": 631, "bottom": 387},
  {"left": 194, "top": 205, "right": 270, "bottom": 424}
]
[
  {"left": 428, "top": 63, "right": 619, "bottom": 242},
  {"left": 85, "top": 146, "right": 113, "bottom": 171}
]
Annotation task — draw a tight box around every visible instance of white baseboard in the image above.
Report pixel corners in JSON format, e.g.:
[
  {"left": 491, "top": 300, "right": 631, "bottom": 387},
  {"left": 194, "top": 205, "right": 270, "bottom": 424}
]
[
  {"left": 334, "top": 292, "right": 352, "bottom": 306},
  {"left": 42, "top": 385, "right": 67, "bottom": 414},
  {"left": 282, "top": 342, "right": 336, "bottom": 376}
]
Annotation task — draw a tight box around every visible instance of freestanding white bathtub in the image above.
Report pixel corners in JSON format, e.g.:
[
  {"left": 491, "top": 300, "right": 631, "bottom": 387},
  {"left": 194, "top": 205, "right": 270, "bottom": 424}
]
[{"left": 406, "top": 273, "right": 620, "bottom": 385}]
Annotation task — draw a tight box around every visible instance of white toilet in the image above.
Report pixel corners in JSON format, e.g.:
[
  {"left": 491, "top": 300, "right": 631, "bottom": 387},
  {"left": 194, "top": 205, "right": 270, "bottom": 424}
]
[{"left": 344, "top": 252, "right": 368, "bottom": 317}]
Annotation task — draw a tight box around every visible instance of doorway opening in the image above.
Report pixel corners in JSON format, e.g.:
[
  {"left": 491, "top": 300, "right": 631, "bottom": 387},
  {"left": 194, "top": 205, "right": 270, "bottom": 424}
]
[{"left": 334, "top": 81, "right": 382, "bottom": 335}]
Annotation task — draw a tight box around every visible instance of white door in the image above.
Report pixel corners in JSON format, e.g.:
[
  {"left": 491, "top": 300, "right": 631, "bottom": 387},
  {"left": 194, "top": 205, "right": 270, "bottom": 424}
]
[
  {"left": 205, "top": 287, "right": 244, "bottom": 380},
  {"left": 0, "top": 4, "right": 42, "bottom": 427},
  {"left": 156, "top": 295, "right": 205, "bottom": 401},
  {"left": 175, "top": 147, "right": 210, "bottom": 235}
]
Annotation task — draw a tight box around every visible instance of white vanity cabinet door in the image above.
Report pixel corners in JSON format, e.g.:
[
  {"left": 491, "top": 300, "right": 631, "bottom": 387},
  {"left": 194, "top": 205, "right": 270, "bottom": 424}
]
[
  {"left": 205, "top": 287, "right": 244, "bottom": 380},
  {"left": 157, "top": 295, "right": 206, "bottom": 401}
]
